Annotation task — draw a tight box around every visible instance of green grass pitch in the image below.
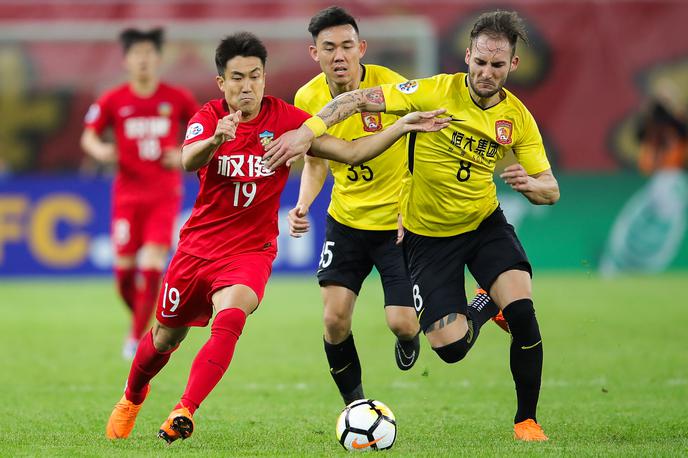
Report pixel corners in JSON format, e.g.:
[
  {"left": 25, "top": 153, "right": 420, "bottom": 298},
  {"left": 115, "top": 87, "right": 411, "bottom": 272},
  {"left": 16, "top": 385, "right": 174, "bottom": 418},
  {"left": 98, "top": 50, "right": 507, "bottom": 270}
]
[{"left": 1, "top": 273, "right": 687, "bottom": 456}]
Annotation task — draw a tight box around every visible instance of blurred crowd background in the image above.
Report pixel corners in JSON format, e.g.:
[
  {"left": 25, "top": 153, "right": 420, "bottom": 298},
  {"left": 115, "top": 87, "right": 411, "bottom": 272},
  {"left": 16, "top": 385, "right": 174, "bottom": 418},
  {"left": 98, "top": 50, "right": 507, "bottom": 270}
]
[{"left": 1, "top": 0, "right": 687, "bottom": 277}]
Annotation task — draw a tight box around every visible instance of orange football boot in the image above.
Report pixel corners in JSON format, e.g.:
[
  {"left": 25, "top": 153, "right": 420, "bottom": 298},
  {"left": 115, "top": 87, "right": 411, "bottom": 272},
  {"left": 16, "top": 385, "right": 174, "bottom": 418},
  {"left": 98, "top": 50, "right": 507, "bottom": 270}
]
[
  {"left": 514, "top": 419, "right": 548, "bottom": 441},
  {"left": 158, "top": 406, "right": 195, "bottom": 444},
  {"left": 105, "top": 386, "right": 150, "bottom": 439},
  {"left": 492, "top": 310, "right": 510, "bottom": 333}
]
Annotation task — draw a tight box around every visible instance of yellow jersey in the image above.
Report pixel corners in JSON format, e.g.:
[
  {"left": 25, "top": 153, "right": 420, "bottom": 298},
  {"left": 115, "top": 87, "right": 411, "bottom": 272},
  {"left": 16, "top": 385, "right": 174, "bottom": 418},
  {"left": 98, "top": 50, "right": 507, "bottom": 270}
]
[
  {"left": 381, "top": 73, "right": 550, "bottom": 237},
  {"left": 295, "top": 64, "right": 408, "bottom": 230}
]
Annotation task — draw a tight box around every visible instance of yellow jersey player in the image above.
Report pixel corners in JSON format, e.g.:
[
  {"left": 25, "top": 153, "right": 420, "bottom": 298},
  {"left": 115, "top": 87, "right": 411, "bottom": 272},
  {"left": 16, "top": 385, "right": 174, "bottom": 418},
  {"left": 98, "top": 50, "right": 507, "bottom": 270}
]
[
  {"left": 288, "top": 7, "right": 421, "bottom": 405},
  {"left": 267, "top": 10, "right": 560, "bottom": 441}
]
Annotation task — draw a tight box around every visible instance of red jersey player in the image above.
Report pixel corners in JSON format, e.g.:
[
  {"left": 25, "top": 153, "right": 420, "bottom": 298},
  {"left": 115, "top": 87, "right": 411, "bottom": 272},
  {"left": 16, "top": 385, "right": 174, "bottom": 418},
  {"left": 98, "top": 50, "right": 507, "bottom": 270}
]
[
  {"left": 104, "top": 31, "right": 449, "bottom": 444},
  {"left": 81, "top": 28, "right": 199, "bottom": 359}
]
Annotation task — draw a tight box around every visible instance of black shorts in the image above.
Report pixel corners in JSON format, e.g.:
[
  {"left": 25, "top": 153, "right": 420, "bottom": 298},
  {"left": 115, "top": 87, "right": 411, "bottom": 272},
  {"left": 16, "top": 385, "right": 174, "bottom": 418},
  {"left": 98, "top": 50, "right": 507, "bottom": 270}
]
[
  {"left": 402, "top": 207, "right": 531, "bottom": 332},
  {"left": 317, "top": 215, "right": 414, "bottom": 307}
]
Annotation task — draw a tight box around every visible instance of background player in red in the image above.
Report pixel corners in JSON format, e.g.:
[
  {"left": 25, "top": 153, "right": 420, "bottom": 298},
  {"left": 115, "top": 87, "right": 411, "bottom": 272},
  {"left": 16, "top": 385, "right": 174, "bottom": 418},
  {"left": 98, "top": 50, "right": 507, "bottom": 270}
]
[
  {"left": 104, "top": 31, "right": 448, "bottom": 444},
  {"left": 81, "top": 28, "right": 199, "bottom": 359}
]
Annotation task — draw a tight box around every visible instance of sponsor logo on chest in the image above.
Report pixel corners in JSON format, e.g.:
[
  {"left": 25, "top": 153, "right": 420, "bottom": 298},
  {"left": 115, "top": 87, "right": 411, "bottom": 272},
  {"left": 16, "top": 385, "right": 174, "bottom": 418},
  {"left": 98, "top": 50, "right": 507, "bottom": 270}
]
[
  {"left": 124, "top": 116, "right": 171, "bottom": 139},
  {"left": 217, "top": 154, "right": 274, "bottom": 178}
]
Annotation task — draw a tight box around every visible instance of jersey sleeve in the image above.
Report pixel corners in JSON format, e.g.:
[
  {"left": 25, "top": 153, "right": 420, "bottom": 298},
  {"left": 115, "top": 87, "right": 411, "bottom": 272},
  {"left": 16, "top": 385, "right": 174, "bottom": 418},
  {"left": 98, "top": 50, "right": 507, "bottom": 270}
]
[
  {"left": 513, "top": 109, "right": 550, "bottom": 175},
  {"left": 286, "top": 103, "right": 313, "bottom": 129},
  {"left": 183, "top": 107, "right": 215, "bottom": 147},
  {"left": 83, "top": 92, "right": 113, "bottom": 135},
  {"left": 380, "top": 76, "right": 442, "bottom": 116}
]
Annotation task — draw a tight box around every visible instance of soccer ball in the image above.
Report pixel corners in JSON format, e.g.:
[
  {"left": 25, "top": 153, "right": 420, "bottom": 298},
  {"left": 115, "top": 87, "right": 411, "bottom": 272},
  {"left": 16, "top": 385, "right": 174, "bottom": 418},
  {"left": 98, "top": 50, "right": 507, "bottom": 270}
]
[{"left": 335, "top": 399, "right": 397, "bottom": 451}]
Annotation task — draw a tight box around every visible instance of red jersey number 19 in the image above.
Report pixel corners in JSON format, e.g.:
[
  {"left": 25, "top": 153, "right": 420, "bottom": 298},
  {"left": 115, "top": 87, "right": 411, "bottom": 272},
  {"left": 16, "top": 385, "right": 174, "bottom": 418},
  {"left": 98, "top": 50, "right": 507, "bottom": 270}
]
[{"left": 233, "top": 182, "right": 257, "bottom": 207}]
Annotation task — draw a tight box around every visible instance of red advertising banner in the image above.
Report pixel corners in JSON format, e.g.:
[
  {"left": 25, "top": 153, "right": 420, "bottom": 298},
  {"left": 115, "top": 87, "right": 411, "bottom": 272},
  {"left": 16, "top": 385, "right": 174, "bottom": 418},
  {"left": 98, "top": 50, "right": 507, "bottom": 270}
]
[{"left": 0, "top": 1, "right": 687, "bottom": 172}]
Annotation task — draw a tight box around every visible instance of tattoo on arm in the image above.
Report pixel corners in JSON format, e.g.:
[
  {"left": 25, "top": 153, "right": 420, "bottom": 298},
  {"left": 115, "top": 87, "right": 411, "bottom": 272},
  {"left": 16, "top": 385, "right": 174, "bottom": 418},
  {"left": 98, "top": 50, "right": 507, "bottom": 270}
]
[
  {"left": 318, "top": 92, "right": 360, "bottom": 127},
  {"left": 425, "top": 313, "right": 458, "bottom": 332},
  {"left": 364, "top": 87, "right": 385, "bottom": 106},
  {"left": 317, "top": 87, "right": 386, "bottom": 128}
]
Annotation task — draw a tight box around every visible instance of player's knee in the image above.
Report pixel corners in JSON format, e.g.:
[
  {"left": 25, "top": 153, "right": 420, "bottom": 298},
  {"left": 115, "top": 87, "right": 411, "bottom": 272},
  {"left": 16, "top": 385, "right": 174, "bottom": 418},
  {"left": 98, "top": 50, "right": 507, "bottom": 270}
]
[
  {"left": 502, "top": 298, "right": 542, "bottom": 346},
  {"left": 386, "top": 313, "right": 419, "bottom": 340},
  {"left": 323, "top": 310, "right": 352, "bottom": 342},
  {"left": 432, "top": 337, "right": 470, "bottom": 364},
  {"left": 138, "top": 244, "right": 169, "bottom": 270},
  {"left": 152, "top": 322, "right": 188, "bottom": 352}
]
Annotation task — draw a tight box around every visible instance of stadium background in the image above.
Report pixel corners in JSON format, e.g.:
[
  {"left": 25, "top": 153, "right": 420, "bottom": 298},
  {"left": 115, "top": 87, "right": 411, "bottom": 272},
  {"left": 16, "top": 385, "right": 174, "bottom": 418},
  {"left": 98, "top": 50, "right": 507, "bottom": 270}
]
[
  {"left": 1, "top": 0, "right": 687, "bottom": 276},
  {"left": 2, "top": 2, "right": 687, "bottom": 455}
]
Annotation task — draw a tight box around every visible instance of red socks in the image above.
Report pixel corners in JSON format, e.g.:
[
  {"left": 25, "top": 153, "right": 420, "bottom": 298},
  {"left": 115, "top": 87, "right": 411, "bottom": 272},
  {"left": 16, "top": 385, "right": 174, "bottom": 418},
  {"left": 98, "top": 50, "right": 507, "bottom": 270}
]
[
  {"left": 177, "top": 308, "right": 247, "bottom": 414},
  {"left": 114, "top": 267, "right": 136, "bottom": 312},
  {"left": 123, "top": 308, "right": 247, "bottom": 413},
  {"left": 125, "top": 330, "right": 175, "bottom": 404},
  {"left": 131, "top": 269, "right": 162, "bottom": 339}
]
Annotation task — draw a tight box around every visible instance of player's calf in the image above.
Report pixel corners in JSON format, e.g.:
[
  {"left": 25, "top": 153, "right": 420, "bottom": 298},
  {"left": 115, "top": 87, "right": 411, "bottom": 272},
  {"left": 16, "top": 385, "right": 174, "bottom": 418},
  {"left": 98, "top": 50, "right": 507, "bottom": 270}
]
[
  {"left": 502, "top": 298, "right": 543, "bottom": 424},
  {"left": 324, "top": 334, "right": 364, "bottom": 404}
]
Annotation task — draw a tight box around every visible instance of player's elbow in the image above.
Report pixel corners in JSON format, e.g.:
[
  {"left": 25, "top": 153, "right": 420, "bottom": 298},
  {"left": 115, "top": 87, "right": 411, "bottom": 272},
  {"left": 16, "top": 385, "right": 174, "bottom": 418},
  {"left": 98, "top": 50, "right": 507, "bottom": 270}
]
[
  {"left": 180, "top": 149, "right": 198, "bottom": 172},
  {"left": 181, "top": 158, "right": 198, "bottom": 172},
  {"left": 350, "top": 155, "right": 365, "bottom": 167},
  {"left": 548, "top": 189, "right": 560, "bottom": 205},
  {"left": 539, "top": 188, "right": 560, "bottom": 205},
  {"left": 80, "top": 131, "right": 94, "bottom": 154}
]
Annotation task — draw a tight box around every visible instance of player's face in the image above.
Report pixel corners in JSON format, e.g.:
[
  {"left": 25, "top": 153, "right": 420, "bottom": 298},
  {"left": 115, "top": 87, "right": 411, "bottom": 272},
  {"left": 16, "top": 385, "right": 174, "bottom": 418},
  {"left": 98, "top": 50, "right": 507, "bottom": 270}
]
[
  {"left": 124, "top": 41, "right": 161, "bottom": 82},
  {"left": 310, "top": 24, "right": 367, "bottom": 90},
  {"left": 217, "top": 56, "right": 265, "bottom": 118},
  {"left": 464, "top": 34, "right": 519, "bottom": 99}
]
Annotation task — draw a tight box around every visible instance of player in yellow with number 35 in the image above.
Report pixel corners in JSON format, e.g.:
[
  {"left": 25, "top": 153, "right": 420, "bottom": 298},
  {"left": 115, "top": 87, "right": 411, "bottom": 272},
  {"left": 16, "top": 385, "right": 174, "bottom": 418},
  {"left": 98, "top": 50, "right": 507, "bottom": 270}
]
[
  {"left": 288, "top": 7, "right": 498, "bottom": 407},
  {"left": 267, "top": 10, "right": 560, "bottom": 442}
]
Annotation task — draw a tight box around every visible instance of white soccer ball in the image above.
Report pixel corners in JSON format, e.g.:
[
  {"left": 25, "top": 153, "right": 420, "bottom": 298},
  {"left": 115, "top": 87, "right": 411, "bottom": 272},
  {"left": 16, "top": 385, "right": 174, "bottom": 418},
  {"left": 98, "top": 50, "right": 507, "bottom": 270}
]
[{"left": 335, "top": 399, "right": 397, "bottom": 451}]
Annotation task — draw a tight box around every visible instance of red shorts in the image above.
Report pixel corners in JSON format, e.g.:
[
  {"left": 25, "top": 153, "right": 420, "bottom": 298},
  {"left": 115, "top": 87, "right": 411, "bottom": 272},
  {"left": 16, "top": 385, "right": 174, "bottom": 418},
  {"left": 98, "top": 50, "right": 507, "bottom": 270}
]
[
  {"left": 112, "top": 197, "right": 180, "bottom": 256},
  {"left": 156, "top": 248, "right": 277, "bottom": 328}
]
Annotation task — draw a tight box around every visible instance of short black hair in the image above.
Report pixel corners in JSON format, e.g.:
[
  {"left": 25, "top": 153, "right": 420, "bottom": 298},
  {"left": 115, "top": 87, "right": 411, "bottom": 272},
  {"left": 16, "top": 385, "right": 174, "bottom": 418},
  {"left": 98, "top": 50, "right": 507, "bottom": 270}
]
[
  {"left": 215, "top": 32, "right": 268, "bottom": 76},
  {"left": 308, "top": 6, "right": 359, "bottom": 41},
  {"left": 119, "top": 28, "right": 164, "bottom": 53},
  {"left": 470, "top": 10, "right": 528, "bottom": 55}
]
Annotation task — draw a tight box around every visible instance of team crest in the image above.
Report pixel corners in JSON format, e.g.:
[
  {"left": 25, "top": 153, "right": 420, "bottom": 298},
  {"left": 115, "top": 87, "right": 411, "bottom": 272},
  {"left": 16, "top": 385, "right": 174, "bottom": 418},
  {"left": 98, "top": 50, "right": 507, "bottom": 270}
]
[
  {"left": 259, "top": 130, "right": 274, "bottom": 147},
  {"left": 495, "top": 120, "right": 513, "bottom": 145},
  {"left": 396, "top": 80, "right": 419, "bottom": 94},
  {"left": 158, "top": 102, "right": 172, "bottom": 117},
  {"left": 361, "top": 112, "right": 382, "bottom": 132}
]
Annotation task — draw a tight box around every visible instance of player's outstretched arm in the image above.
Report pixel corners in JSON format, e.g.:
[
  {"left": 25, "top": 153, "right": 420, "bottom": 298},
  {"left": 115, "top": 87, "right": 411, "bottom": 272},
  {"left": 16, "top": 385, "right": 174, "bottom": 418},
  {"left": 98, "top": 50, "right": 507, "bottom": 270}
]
[
  {"left": 500, "top": 164, "right": 560, "bottom": 205},
  {"left": 289, "top": 155, "right": 329, "bottom": 238},
  {"left": 317, "top": 86, "right": 387, "bottom": 127},
  {"left": 310, "top": 109, "right": 449, "bottom": 166},
  {"left": 80, "top": 128, "right": 116, "bottom": 163},
  {"left": 264, "top": 87, "right": 388, "bottom": 171},
  {"left": 182, "top": 111, "right": 240, "bottom": 171}
]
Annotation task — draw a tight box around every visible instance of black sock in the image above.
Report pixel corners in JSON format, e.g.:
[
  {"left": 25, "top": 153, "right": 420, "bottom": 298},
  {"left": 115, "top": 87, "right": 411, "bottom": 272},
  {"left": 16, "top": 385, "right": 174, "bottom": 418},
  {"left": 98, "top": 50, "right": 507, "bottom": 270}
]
[
  {"left": 467, "top": 291, "right": 499, "bottom": 328},
  {"left": 462, "top": 291, "right": 499, "bottom": 353},
  {"left": 397, "top": 332, "right": 419, "bottom": 353},
  {"left": 502, "top": 298, "right": 543, "bottom": 424},
  {"left": 324, "top": 333, "right": 364, "bottom": 404}
]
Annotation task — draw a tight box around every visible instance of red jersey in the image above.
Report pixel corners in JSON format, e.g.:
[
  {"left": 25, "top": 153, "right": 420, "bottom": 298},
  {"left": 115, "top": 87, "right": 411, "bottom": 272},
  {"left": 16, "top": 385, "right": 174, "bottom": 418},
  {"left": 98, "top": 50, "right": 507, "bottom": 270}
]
[
  {"left": 84, "top": 82, "right": 199, "bottom": 203},
  {"left": 178, "top": 96, "right": 310, "bottom": 259}
]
